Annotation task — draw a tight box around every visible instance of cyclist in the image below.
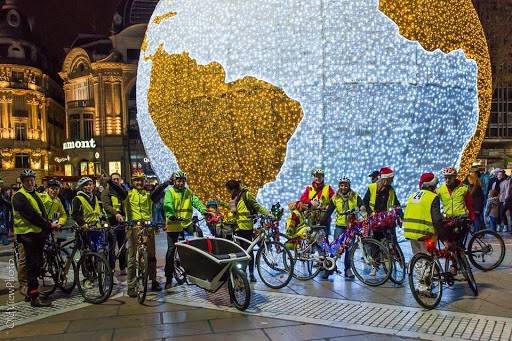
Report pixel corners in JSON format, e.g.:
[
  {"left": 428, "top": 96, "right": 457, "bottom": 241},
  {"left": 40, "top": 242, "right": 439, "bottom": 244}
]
[
  {"left": 403, "top": 172, "right": 443, "bottom": 255},
  {"left": 285, "top": 201, "right": 309, "bottom": 243},
  {"left": 223, "top": 179, "right": 272, "bottom": 283},
  {"left": 71, "top": 177, "right": 105, "bottom": 254},
  {"left": 321, "top": 177, "right": 365, "bottom": 279},
  {"left": 436, "top": 167, "right": 475, "bottom": 274},
  {"left": 299, "top": 169, "right": 335, "bottom": 235},
  {"left": 101, "top": 172, "right": 127, "bottom": 276},
  {"left": 39, "top": 179, "right": 67, "bottom": 228},
  {"left": 12, "top": 169, "right": 59, "bottom": 307},
  {"left": 107, "top": 171, "right": 170, "bottom": 296},
  {"left": 363, "top": 166, "right": 401, "bottom": 276},
  {"left": 163, "top": 170, "right": 206, "bottom": 289}
]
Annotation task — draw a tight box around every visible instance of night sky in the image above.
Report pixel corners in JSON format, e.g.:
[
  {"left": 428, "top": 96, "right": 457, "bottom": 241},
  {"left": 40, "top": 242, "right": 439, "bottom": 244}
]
[{"left": 17, "top": 0, "right": 120, "bottom": 74}]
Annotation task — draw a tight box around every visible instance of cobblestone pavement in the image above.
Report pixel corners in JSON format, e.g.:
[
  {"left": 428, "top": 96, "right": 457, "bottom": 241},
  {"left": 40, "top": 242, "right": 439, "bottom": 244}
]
[{"left": 0, "top": 233, "right": 510, "bottom": 340}]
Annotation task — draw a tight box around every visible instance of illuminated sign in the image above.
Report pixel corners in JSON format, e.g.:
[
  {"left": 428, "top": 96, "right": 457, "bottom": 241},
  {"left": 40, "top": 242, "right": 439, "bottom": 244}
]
[
  {"left": 54, "top": 156, "right": 70, "bottom": 163},
  {"left": 63, "top": 139, "right": 97, "bottom": 150}
]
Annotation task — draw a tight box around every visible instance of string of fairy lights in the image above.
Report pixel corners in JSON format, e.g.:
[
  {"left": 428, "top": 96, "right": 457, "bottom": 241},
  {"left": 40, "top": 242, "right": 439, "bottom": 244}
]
[{"left": 137, "top": 0, "right": 490, "bottom": 208}]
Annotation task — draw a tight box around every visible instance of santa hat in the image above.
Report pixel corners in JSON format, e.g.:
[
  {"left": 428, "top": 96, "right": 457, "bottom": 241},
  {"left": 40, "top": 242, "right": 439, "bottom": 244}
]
[
  {"left": 379, "top": 167, "right": 394, "bottom": 179},
  {"left": 419, "top": 172, "right": 438, "bottom": 189}
]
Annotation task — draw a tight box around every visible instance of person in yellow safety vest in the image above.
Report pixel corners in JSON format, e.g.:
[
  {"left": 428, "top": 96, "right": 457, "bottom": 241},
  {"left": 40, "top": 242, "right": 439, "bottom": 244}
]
[
  {"left": 163, "top": 170, "right": 206, "bottom": 289},
  {"left": 403, "top": 172, "right": 444, "bottom": 255},
  {"left": 299, "top": 168, "right": 335, "bottom": 235},
  {"left": 71, "top": 176, "right": 105, "bottom": 254},
  {"left": 12, "top": 169, "right": 59, "bottom": 307},
  {"left": 101, "top": 172, "right": 128, "bottom": 276},
  {"left": 321, "top": 177, "right": 366, "bottom": 279},
  {"left": 39, "top": 179, "right": 67, "bottom": 227},
  {"left": 285, "top": 201, "right": 308, "bottom": 241},
  {"left": 221, "top": 179, "right": 272, "bottom": 283},
  {"left": 363, "top": 166, "right": 401, "bottom": 276},
  {"left": 437, "top": 167, "right": 475, "bottom": 221}
]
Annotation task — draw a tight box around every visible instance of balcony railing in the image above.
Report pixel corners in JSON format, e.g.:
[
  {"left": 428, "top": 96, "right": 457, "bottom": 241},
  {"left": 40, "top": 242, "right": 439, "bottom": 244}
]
[{"left": 67, "top": 99, "right": 95, "bottom": 109}]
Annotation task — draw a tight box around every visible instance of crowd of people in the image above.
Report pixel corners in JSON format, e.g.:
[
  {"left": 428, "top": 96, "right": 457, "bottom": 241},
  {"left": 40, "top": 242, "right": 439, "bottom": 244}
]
[{"left": 0, "top": 163, "right": 509, "bottom": 307}]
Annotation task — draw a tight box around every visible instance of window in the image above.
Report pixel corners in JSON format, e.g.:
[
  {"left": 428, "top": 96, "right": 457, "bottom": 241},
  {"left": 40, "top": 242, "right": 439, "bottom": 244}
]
[
  {"left": 15, "top": 123, "right": 26, "bottom": 140},
  {"left": 14, "top": 154, "right": 30, "bottom": 168},
  {"left": 109, "top": 161, "right": 122, "bottom": 176},
  {"left": 83, "top": 113, "right": 94, "bottom": 139},
  {"left": 69, "top": 114, "right": 81, "bottom": 139}
]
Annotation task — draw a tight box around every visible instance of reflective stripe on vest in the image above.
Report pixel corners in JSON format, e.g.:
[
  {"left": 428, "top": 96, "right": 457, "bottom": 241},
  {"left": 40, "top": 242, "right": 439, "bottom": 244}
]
[
  {"left": 126, "top": 189, "right": 151, "bottom": 221},
  {"left": 368, "top": 182, "right": 396, "bottom": 212},
  {"left": 333, "top": 192, "right": 358, "bottom": 227},
  {"left": 403, "top": 189, "right": 437, "bottom": 240},
  {"left": 76, "top": 195, "right": 101, "bottom": 227},
  {"left": 436, "top": 183, "right": 468, "bottom": 217},
  {"left": 13, "top": 187, "right": 43, "bottom": 235},
  {"left": 166, "top": 187, "right": 193, "bottom": 232},
  {"left": 308, "top": 184, "right": 331, "bottom": 207}
]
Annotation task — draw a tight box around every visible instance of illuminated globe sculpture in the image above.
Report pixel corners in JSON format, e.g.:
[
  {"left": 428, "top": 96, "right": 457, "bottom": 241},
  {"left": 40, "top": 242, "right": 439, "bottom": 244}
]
[{"left": 137, "top": 0, "right": 491, "bottom": 205}]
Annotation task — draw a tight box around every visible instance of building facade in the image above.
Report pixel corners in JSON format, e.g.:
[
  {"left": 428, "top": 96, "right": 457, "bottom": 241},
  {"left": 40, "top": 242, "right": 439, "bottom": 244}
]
[
  {"left": 473, "top": 0, "right": 512, "bottom": 170},
  {"left": 59, "top": 0, "right": 157, "bottom": 181},
  {"left": 0, "top": 0, "right": 65, "bottom": 185}
]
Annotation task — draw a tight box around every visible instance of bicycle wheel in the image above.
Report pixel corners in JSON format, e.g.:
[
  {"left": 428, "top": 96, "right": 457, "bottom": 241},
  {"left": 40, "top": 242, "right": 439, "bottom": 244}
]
[
  {"left": 292, "top": 240, "right": 323, "bottom": 281},
  {"left": 389, "top": 241, "right": 406, "bottom": 285},
  {"left": 136, "top": 248, "right": 149, "bottom": 304},
  {"left": 408, "top": 253, "right": 443, "bottom": 309},
  {"left": 467, "top": 229, "right": 505, "bottom": 271},
  {"left": 228, "top": 267, "right": 251, "bottom": 311},
  {"left": 350, "top": 238, "right": 392, "bottom": 286},
  {"left": 458, "top": 250, "right": 478, "bottom": 296},
  {"left": 57, "top": 248, "right": 77, "bottom": 293},
  {"left": 256, "top": 241, "right": 294, "bottom": 289},
  {"left": 173, "top": 249, "right": 186, "bottom": 285},
  {"left": 76, "top": 252, "right": 113, "bottom": 304},
  {"left": 39, "top": 254, "right": 59, "bottom": 296}
]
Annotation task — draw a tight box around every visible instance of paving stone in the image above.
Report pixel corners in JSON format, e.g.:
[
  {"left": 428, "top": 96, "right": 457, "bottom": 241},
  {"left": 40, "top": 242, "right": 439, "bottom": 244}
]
[
  {"left": 164, "top": 329, "right": 269, "bottom": 341},
  {"left": 264, "top": 324, "right": 364, "bottom": 341},
  {"left": 210, "top": 315, "right": 301, "bottom": 333},
  {"left": 10, "top": 329, "right": 113, "bottom": 341},
  {"left": 67, "top": 312, "right": 162, "bottom": 332},
  {"left": 113, "top": 320, "right": 211, "bottom": 340},
  {"left": 0, "top": 321, "right": 69, "bottom": 339}
]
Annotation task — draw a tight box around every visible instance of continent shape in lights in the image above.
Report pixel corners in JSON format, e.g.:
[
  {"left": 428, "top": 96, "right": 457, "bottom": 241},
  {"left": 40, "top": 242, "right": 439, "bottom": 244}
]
[{"left": 137, "top": 0, "right": 479, "bottom": 206}]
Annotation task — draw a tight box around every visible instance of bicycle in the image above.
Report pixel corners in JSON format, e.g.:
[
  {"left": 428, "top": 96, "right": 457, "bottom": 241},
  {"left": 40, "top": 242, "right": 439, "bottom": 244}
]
[
  {"left": 367, "top": 207, "right": 406, "bottom": 285},
  {"left": 124, "top": 220, "right": 160, "bottom": 304},
  {"left": 286, "top": 209, "right": 393, "bottom": 286},
  {"left": 408, "top": 217, "right": 478, "bottom": 309},
  {"left": 75, "top": 223, "right": 114, "bottom": 304}
]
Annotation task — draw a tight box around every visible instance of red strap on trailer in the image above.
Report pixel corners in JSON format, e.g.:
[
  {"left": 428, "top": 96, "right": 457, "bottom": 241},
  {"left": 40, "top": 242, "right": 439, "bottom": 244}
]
[{"left": 207, "top": 238, "right": 213, "bottom": 253}]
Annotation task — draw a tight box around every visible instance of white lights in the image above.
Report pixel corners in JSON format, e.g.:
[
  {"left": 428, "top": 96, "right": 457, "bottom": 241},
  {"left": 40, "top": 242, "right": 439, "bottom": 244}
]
[{"left": 137, "top": 0, "right": 479, "bottom": 206}]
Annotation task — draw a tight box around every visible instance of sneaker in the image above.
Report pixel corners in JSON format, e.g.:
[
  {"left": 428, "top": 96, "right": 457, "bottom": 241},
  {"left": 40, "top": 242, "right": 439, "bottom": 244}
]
[
  {"left": 344, "top": 269, "right": 355, "bottom": 279},
  {"left": 30, "top": 297, "right": 52, "bottom": 307},
  {"left": 151, "top": 281, "right": 162, "bottom": 291},
  {"left": 369, "top": 267, "right": 377, "bottom": 277},
  {"left": 417, "top": 284, "right": 436, "bottom": 298},
  {"left": 127, "top": 288, "right": 137, "bottom": 298},
  {"left": 249, "top": 273, "right": 257, "bottom": 283},
  {"left": 321, "top": 271, "right": 330, "bottom": 280},
  {"left": 165, "top": 280, "right": 173, "bottom": 290},
  {"left": 82, "top": 279, "right": 93, "bottom": 289}
]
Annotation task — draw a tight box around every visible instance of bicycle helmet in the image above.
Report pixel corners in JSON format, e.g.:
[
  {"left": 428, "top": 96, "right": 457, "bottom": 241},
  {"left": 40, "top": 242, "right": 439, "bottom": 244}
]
[
  {"left": 20, "top": 169, "right": 36, "bottom": 179},
  {"left": 206, "top": 200, "right": 218, "bottom": 207},
  {"left": 442, "top": 167, "right": 458, "bottom": 176},
  {"left": 311, "top": 168, "right": 325, "bottom": 177},
  {"left": 339, "top": 177, "right": 351, "bottom": 185},
  {"left": 77, "top": 176, "right": 93, "bottom": 188},
  {"left": 173, "top": 170, "right": 187, "bottom": 180},
  {"left": 47, "top": 179, "right": 62, "bottom": 188},
  {"left": 132, "top": 171, "right": 145, "bottom": 180}
]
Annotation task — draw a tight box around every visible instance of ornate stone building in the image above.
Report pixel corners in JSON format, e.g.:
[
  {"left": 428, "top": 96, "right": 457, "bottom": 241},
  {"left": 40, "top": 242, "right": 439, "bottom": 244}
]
[
  {"left": 59, "top": 0, "right": 157, "bottom": 180},
  {"left": 473, "top": 0, "right": 512, "bottom": 170},
  {"left": 0, "top": 0, "right": 65, "bottom": 184}
]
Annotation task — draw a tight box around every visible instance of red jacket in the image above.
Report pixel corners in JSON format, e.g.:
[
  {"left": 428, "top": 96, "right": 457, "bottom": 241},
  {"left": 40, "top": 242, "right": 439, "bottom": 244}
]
[{"left": 299, "top": 180, "right": 335, "bottom": 206}]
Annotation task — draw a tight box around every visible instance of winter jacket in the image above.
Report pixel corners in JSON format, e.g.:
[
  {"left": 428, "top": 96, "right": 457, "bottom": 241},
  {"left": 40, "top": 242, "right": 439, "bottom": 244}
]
[{"left": 486, "top": 196, "right": 500, "bottom": 218}]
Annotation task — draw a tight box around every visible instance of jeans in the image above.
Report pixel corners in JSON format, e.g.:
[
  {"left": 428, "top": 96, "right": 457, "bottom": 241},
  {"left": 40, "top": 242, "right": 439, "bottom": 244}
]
[
  {"left": 110, "top": 227, "right": 127, "bottom": 271},
  {"left": 164, "top": 232, "right": 182, "bottom": 281},
  {"left": 127, "top": 225, "right": 157, "bottom": 289},
  {"left": 17, "top": 233, "right": 45, "bottom": 298},
  {"left": 488, "top": 216, "right": 498, "bottom": 231},
  {"left": 472, "top": 212, "right": 484, "bottom": 233},
  {"left": 234, "top": 229, "right": 255, "bottom": 274},
  {"left": 334, "top": 226, "right": 352, "bottom": 271}
]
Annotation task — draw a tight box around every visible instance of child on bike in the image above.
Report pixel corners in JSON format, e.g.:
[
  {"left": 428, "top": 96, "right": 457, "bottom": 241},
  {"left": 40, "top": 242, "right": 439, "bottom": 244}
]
[
  {"left": 205, "top": 200, "right": 224, "bottom": 236},
  {"left": 285, "top": 201, "right": 309, "bottom": 249}
]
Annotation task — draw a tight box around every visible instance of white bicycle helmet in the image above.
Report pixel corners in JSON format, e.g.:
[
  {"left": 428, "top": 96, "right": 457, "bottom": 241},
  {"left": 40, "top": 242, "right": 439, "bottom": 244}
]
[{"left": 77, "top": 176, "right": 93, "bottom": 188}]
